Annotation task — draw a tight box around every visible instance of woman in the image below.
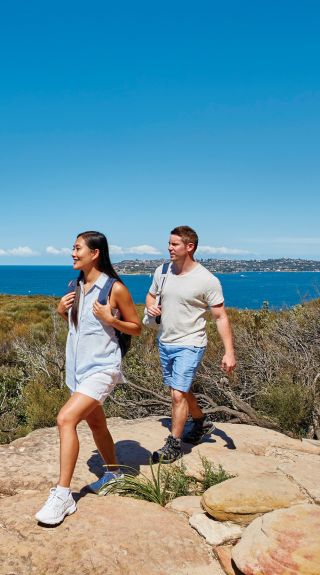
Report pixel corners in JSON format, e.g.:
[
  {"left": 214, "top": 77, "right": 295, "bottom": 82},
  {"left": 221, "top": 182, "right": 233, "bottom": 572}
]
[{"left": 36, "top": 231, "right": 141, "bottom": 525}]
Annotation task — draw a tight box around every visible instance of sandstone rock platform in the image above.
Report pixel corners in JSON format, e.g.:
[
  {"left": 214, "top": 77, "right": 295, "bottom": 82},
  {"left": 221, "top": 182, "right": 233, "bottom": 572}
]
[{"left": 0, "top": 416, "right": 319, "bottom": 574}]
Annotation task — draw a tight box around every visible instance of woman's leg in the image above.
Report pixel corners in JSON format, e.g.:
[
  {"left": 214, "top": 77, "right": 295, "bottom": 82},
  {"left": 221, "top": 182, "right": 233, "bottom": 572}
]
[
  {"left": 86, "top": 405, "right": 118, "bottom": 468},
  {"left": 57, "top": 392, "right": 99, "bottom": 487}
]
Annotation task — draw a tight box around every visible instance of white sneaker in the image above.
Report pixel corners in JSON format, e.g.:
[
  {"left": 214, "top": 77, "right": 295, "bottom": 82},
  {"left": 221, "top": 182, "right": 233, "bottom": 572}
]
[
  {"left": 87, "top": 471, "right": 124, "bottom": 494},
  {"left": 35, "top": 488, "right": 77, "bottom": 525}
]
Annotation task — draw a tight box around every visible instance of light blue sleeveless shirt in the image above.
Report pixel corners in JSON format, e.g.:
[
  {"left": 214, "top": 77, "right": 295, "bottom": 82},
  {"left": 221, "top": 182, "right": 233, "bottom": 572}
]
[{"left": 65, "top": 272, "right": 122, "bottom": 392}]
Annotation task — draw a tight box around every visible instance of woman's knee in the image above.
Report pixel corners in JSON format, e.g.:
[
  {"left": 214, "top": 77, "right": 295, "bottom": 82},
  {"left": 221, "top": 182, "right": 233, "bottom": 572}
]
[{"left": 57, "top": 407, "right": 77, "bottom": 429}]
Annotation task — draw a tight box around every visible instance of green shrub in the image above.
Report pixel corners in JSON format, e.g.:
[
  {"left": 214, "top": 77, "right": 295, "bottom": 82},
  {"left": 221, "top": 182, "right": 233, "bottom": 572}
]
[
  {"left": 23, "top": 380, "right": 69, "bottom": 430},
  {"left": 0, "top": 412, "right": 29, "bottom": 444},
  {"left": 256, "top": 381, "right": 314, "bottom": 435}
]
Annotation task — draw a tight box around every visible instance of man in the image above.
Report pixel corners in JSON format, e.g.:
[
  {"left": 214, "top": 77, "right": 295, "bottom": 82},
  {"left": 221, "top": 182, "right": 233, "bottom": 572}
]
[{"left": 145, "top": 226, "right": 236, "bottom": 463}]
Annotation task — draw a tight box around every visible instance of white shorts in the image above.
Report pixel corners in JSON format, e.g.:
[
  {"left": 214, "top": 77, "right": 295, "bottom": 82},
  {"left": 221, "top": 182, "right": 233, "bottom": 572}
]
[{"left": 74, "top": 371, "right": 121, "bottom": 404}]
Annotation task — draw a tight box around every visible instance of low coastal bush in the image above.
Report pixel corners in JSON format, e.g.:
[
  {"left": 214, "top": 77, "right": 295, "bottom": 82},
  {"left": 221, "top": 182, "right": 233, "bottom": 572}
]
[
  {"left": 0, "top": 295, "right": 319, "bottom": 442},
  {"left": 23, "top": 380, "right": 70, "bottom": 430},
  {"left": 256, "top": 380, "right": 314, "bottom": 435}
]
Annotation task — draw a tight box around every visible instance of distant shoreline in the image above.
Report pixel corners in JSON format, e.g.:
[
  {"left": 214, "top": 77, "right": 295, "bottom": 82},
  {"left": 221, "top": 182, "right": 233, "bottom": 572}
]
[
  {"left": 1, "top": 267, "right": 320, "bottom": 274},
  {"left": 121, "top": 270, "right": 320, "bottom": 275}
]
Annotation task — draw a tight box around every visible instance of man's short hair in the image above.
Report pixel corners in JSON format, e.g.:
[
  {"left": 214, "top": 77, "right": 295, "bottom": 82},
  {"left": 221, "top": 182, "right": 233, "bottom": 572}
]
[{"left": 170, "top": 226, "right": 198, "bottom": 253}]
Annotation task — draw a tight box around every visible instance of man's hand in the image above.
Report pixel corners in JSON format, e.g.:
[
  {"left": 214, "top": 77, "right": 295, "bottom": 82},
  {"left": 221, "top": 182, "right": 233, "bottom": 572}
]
[
  {"left": 221, "top": 351, "right": 236, "bottom": 374},
  {"left": 146, "top": 304, "right": 162, "bottom": 318}
]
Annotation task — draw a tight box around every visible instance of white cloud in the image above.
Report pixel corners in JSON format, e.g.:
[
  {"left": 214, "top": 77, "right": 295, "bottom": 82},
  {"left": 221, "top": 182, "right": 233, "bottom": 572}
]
[
  {"left": 197, "top": 245, "right": 251, "bottom": 255},
  {"left": 0, "top": 249, "right": 8, "bottom": 256},
  {"left": 109, "top": 245, "right": 125, "bottom": 255},
  {"left": 7, "top": 246, "right": 39, "bottom": 256},
  {"left": 110, "top": 244, "right": 161, "bottom": 255},
  {"left": 46, "top": 246, "right": 72, "bottom": 256},
  {"left": 126, "top": 245, "right": 161, "bottom": 255}
]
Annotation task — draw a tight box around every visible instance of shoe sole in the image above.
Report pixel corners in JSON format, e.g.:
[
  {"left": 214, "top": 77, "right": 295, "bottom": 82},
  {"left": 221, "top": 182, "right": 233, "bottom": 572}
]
[
  {"left": 152, "top": 452, "right": 182, "bottom": 464},
  {"left": 88, "top": 475, "right": 125, "bottom": 494},
  {"left": 35, "top": 502, "right": 77, "bottom": 525},
  {"left": 183, "top": 424, "right": 216, "bottom": 445}
]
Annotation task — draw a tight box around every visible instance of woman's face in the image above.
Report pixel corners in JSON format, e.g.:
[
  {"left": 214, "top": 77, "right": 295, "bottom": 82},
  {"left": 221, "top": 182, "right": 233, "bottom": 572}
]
[{"left": 72, "top": 236, "right": 98, "bottom": 271}]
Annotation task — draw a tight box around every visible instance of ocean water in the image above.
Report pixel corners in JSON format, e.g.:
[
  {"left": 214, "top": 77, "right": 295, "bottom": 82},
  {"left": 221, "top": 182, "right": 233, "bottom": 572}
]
[{"left": 0, "top": 266, "right": 319, "bottom": 310}]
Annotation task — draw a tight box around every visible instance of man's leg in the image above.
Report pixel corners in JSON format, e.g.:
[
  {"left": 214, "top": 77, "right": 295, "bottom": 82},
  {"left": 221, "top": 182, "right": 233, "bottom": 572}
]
[
  {"left": 170, "top": 347, "right": 214, "bottom": 446},
  {"left": 171, "top": 388, "right": 189, "bottom": 438},
  {"left": 152, "top": 344, "right": 182, "bottom": 463},
  {"left": 185, "top": 390, "right": 204, "bottom": 419},
  {"left": 153, "top": 345, "right": 205, "bottom": 463},
  {"left": 183, "top": 388, "right": 216, "bottom": 445},
  {"left": 171, "top": 346, "right": 206, "bottom": 436}
]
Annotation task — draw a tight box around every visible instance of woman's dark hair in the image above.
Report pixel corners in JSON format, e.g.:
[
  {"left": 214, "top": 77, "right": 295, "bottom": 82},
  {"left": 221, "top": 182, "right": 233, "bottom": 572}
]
[{"left": 71, "top": 231, "right": 123, "bottom": 328}]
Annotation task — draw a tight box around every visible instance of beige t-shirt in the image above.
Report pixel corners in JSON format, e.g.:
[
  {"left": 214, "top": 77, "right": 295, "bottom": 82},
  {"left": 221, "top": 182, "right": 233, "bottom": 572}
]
[{"left": 149, "top": 263, "right": 224, "bottom": 346}]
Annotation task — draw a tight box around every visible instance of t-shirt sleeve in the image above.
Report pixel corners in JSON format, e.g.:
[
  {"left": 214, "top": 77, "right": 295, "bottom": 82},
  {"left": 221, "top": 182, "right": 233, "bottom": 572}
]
[
  {"left": 148, "top": 266, "right": 162, "bottom": 296},
  {"left": 204, "top": 275, "right": 224, "bottom": 307}
]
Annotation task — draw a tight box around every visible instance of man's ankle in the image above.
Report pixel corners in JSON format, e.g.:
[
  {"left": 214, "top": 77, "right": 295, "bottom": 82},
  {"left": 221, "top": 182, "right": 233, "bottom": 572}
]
[{"left": 171, "top": 434, "right": 182, "bottom": 442}]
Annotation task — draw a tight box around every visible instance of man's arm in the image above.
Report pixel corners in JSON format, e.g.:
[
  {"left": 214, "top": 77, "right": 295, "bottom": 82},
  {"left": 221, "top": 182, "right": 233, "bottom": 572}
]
[{"left": 210, "top": 303, "right": 236, "bottom": 373}]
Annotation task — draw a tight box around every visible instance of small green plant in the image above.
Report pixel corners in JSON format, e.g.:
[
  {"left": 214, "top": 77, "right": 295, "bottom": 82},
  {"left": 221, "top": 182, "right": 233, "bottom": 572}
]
[
  {"left": 99, "top": 456, "right": 232, "bottom": 506},
  {"left": 99, "top": 459, "right": 170, "bottom": 505},
  {"left": 198, "top": 455, "right": 234, "bottom": 491},
  {"left": 160, "top": 459, "right": 198, "bottom": 499}
]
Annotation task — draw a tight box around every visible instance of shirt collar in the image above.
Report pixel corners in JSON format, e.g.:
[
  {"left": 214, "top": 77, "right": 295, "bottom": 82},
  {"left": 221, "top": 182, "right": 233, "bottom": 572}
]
[
  {"left": 80, "top": 272, "right": 108, "bottom": 290},
  {"left": 93, "top": 272, "right": 108, "bottom": 289}
]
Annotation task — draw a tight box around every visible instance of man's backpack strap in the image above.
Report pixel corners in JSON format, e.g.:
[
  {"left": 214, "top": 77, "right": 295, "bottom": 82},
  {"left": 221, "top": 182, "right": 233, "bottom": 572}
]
[
  {"left": 161, "top": 262, "right": 170, "bottom": 275},
  {"left": 154, "top": 261, "right": 171, "bottom": 327},
  {"left": 157, "top": 261, "right": 171, "bottom": 304}
]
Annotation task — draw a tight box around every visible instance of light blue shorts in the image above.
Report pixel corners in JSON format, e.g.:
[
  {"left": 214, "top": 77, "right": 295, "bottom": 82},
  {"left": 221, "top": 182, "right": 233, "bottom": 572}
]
[{"left": 158, "top": 342, "right": 206, "bottom": 392}]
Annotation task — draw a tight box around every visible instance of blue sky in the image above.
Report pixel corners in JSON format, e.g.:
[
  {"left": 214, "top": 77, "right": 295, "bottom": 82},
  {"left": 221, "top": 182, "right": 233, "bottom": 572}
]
[{"left": 0, "top": 1, "right": 319, "bottom": 264}]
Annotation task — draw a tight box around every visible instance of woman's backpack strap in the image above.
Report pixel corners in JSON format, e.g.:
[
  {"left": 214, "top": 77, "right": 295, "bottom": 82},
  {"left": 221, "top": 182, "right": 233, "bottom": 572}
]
[
  {"left": 98, "top": 277, "right": 116, "bottom": 304},
  {"left": 97, "top": 278, "right": 131, "bottom": 357},
  {"left": 66, "top": 278, "right": 78, "bottom": 294}
]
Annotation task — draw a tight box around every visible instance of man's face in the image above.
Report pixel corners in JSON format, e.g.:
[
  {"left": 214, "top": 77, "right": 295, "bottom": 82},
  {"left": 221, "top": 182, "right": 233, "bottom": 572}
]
[{"left": 168, "top": 234, "right": 194, "bottom": 260}]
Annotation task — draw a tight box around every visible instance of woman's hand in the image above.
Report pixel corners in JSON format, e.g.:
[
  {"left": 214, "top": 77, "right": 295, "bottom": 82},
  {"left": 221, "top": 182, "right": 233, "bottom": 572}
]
[
  {"left": 94, "top": 282, "right": 141, "bottom": 335},
  {"left": 92, "top": 300, "right": 115, "bottom": 326},
  {"left": 57, "top": 292, "right": 75, "bottom": 319}
]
